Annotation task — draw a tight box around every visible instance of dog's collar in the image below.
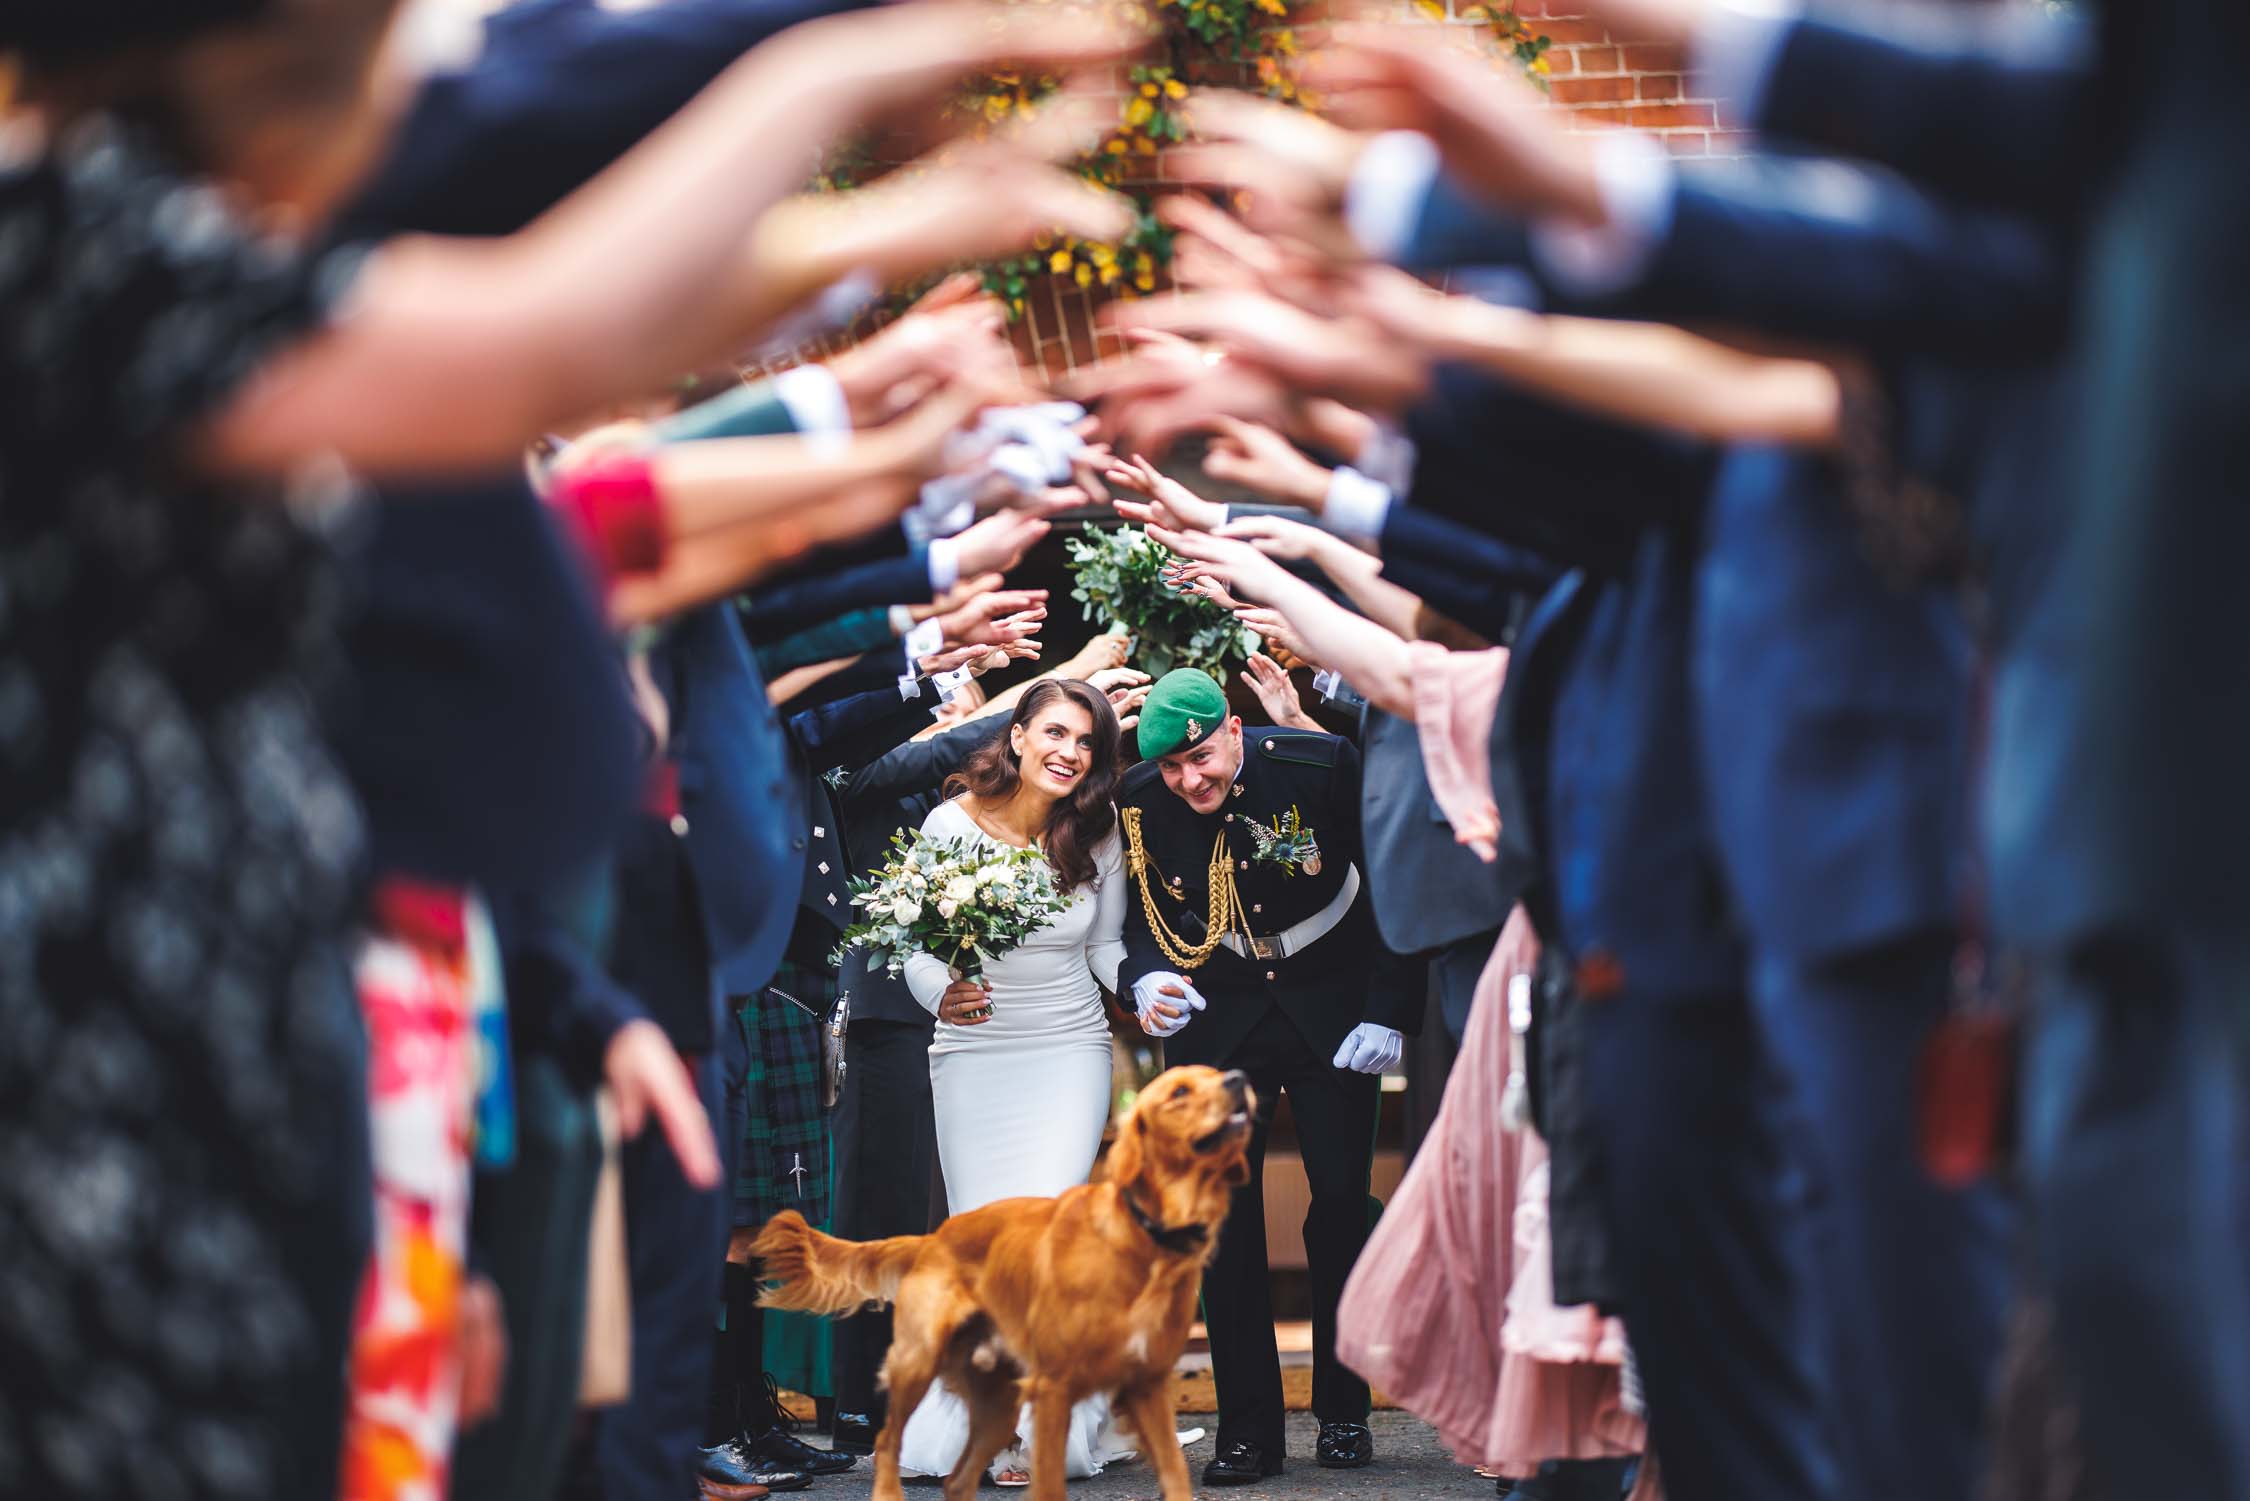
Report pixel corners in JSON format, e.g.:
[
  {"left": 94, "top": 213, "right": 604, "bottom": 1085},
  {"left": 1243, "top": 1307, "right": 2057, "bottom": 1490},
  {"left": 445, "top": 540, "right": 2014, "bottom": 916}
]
[{"left": 1122, "top": 1189, "right": 1209, "bottom": 1255}]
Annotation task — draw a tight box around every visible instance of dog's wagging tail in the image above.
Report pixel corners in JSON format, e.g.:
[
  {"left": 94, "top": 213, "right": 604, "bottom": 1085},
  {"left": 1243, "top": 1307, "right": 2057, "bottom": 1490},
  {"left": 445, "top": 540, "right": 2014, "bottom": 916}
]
[{"left": 750, "top": 1211, "right": 918, "bottom": 1315}]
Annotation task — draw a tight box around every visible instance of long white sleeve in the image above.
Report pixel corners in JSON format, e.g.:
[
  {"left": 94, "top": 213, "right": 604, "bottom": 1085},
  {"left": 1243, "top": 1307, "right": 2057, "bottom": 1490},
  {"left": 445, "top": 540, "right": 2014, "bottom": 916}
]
[
  {"left": 904, "top": 803, "right": 967, "bottom": 1016},
  {"left": 1085, "top": 835, "right": 1128, "bottom": 996}
]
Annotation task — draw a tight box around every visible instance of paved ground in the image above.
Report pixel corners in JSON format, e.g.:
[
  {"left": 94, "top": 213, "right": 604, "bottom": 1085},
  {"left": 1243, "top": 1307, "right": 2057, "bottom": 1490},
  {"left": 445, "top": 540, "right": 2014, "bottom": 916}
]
[{"left": 880, "top": 1411, "right": 1479, "bottom": 1501}]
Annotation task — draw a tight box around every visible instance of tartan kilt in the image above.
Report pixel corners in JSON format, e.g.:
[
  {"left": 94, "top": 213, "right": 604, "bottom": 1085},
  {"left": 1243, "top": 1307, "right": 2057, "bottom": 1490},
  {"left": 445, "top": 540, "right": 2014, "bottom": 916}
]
[{"left": 735, "top": 962, "right": 836, "bottom": 1231}]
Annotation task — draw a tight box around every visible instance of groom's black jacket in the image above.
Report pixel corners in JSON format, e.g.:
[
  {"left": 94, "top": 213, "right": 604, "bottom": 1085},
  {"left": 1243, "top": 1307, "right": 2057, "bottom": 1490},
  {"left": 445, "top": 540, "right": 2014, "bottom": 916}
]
[{"left": 1118, "top": 729, "right": 1415, "bottom": 1067}]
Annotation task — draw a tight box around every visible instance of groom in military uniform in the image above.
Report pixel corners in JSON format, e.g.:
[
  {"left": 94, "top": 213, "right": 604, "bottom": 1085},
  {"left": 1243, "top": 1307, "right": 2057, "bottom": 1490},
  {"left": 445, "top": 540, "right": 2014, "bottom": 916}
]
[{"left": 1117, "top": 670, "right": 1416, "bottom": 1485}]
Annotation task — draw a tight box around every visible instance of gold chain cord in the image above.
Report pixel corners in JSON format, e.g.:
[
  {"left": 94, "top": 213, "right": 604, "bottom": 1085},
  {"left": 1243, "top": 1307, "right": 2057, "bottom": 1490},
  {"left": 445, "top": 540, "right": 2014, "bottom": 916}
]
[{"left": 1122, "top": 807, "right": 1252, "bottom": 972}]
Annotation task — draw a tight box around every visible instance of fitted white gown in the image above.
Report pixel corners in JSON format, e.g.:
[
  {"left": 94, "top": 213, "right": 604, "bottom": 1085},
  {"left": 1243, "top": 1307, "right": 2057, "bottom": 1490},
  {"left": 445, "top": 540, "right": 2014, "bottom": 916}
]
[{"left": 898, "top": 799, "right": 1133, "bottom": 1479}]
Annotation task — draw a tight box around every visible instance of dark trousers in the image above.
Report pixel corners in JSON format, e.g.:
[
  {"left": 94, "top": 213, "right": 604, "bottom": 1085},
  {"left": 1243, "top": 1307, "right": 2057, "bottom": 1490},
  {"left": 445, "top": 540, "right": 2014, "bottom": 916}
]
[
  {"left": 1751, "top": 932, "right": 2015, "bottom": 1501},
  {"left": 1202, "top": 1006, "right": 1379, "bottom": 1455},
  {"left": 454, "top": 1056, "right": 603, "bottom": 1501},
  {"left": 830, "top": 1018, "right": 939, "bottom": 1420},
  {"left": 2022, "top": 928, "right": 2250, "bottom": 1501},
  {"left": 1581, "top": 991, "right": 1837, "bottom": 1501},
  {"left": 592, "top": 1050, "right": 729, "bottom": 1501}
]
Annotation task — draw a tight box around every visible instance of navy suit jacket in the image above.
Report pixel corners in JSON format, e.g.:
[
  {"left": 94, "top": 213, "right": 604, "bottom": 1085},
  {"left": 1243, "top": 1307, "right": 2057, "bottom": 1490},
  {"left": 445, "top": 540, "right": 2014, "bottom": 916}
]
[
  {"left": 1692, "top": 445, "right": 1973, "bottom": 963},
  {"left": 1399, "top": 156, "right": 2074, "bottom": 366},
  {"left": 334, "top": 0, "right": 875, "bottom": 243}
]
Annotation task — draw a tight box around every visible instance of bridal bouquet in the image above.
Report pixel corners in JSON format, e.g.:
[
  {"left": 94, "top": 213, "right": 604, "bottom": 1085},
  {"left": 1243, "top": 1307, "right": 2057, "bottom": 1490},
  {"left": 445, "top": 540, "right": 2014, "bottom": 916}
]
[
  {"left": 1066, "top": 524, "right": 1258, "bottom": 682},
  {"left": 835, "top": 832, "right": 1070, "bottom": 981}
]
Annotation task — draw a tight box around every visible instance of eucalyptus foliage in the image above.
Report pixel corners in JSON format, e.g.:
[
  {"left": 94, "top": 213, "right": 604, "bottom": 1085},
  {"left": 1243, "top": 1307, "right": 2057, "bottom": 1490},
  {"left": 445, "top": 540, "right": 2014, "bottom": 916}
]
[
  {"left": 835, "top": 831, "right": 1071, "bottom": 981},
  {"left": 1065, "top": 524, "right": 1258, "bottom": 682}
]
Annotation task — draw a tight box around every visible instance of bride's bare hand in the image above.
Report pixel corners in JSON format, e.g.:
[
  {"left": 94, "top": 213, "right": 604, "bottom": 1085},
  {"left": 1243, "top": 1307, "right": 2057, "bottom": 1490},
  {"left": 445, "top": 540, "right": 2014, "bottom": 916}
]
[{"left": 939, "top": 979, "right": 994, "bottom": 1025}]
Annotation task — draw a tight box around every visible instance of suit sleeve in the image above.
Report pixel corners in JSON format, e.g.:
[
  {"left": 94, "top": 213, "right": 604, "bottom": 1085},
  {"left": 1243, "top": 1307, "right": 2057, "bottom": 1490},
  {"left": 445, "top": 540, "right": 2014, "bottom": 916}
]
[
  {"left": 1334, "top": 738, "right": 1418, "bottom": 1035},
  {"left": 844, "top": 717, "right": 1007, "bottom": 810},
  {"left": 741, "top": 551, "right": 936, "bottom": 641},
  {"left": 1377, "top": 508, "right": 1559, "bottom": 643},
  {"left": 756, "top": 608, "right": 896, "bottom": 678},
  {"left": 334, "top": 0, "right": 879, "bottom": 240},
  {"left": 788, "top": 679, "right": 942, "bottom": 774},
  {"left": 1753, "top": 12, "right": 2098, "bottom": 224}
]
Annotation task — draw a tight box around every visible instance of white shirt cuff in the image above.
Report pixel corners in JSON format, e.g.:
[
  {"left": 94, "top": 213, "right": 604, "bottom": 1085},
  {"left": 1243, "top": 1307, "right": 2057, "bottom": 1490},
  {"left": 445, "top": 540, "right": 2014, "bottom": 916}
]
[
  {"left": 1346, "top": 131, "right": 1443, "bottom": 264},
  {"left": 1527, "top": 131, "right": 1678, "bottom": 299},
  {"left": 771, "top": 364, "right": 853, "bottom": 458},
  {"left": 900, "top": 618, "right": 944, "bottom": 697},
  {"left": 1354, "top": 422, "right": 1419, "bottom": 495},
  {"left": 926, "top": 536, "right": 962, "bottom": 596},
  {"left": 1323, "top": 468, "right": 1395, "bottom": 542},
  {"left": 1693, "top": 0, "right": 1802, "bottom": 128},
  {"left": 933, "top": 667, "right": 976, "bottom": 702}
]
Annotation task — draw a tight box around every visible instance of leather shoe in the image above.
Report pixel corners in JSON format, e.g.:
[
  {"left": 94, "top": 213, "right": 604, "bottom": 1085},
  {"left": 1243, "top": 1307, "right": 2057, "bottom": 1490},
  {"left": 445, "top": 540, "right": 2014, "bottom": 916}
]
[
  {"left": 737, "top": 1425, "right": 857, "bottom": 1476},
  {"left": 1203, "top": 1440, "right": 1284, "bottom": 1485},
  {"left": 1315, "top": 1421, "right": 1375, "bottom": 1469},
  {"left": 698, "top": 1443, "right": 812, "bottom": 1495},
  {"left": 829, "top": 1412, "right": 876, "bottom": 1457}
]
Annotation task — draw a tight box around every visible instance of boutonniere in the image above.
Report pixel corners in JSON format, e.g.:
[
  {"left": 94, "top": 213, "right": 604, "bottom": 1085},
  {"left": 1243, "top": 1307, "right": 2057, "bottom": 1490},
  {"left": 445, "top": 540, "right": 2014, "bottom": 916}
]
[
  {"left": 821, "top": 765, "right": 851, "bottom": 794},
  {"left": 1247, "top": 805, "right": 1322, "bottom": 877}
]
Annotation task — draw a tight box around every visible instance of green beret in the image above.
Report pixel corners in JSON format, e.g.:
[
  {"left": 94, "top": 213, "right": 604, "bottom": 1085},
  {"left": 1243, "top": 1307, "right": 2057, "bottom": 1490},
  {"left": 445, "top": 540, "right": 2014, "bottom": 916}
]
[{"left": 1137, "top": 669, "right": 1231, "bottom": 761}]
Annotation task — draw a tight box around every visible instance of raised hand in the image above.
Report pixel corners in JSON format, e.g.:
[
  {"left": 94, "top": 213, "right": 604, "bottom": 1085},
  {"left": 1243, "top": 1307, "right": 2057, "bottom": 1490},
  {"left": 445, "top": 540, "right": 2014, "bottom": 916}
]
[
  {"left": 1236, "top": 605, "right": 1320, "bottom": 671},
  {"left": 1215, "top": 512, "right": 1330, "bottom": 562},
  {"left": 951, "top": 509, "right": 1053, "bottom": 576},
  {"left": 1304, "top": 28, "right": 1608, "bottom": 226},
  {"left": 1104, "top": 453, "right": 1231, "bottom": 533},
  {"left": 1105, "top": 289, "right": 1429, "bottom": 412},
  {"left": 1241, "top": 651, "right": 1318, "bottom": 731},
  {"left": 1201, "top": 417, "right": 1333, "bottom": 510},
  {"left": 937, "top": 587, "right": 1050, "bottom": 649}
]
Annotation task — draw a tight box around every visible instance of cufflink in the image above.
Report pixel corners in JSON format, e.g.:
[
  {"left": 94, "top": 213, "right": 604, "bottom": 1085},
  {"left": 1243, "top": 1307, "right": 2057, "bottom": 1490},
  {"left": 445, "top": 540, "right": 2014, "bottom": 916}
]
[{"left": 670, "top": 815, "right": 689, "bottom": 837}]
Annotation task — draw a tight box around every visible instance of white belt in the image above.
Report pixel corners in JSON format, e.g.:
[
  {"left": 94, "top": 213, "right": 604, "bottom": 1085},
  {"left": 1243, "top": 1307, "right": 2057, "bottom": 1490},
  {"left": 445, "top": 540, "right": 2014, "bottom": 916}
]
[{"left": 1220, "top": 863, "right": 1362, "bottom": 963}]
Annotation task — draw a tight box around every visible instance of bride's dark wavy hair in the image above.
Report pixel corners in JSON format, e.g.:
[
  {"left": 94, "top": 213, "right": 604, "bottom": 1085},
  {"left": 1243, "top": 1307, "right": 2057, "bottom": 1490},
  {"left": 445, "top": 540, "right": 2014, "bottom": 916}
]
[{"left": 945, "top": 679, "right": 1121, "bottom": 894}]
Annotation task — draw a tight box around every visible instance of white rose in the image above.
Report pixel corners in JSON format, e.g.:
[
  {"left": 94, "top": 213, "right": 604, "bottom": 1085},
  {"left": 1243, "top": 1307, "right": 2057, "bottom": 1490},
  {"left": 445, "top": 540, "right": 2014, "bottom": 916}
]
[
  {"left": 938, "top": 898, "right": 959, "bottom": 920},
  {"left": 891, "top": 896, "right": 921, "bottom": 924},
  {"left": 990, "top": 866, "right": 1018, "bottom": 889},
  {"left": 944, "top": 875, "right": 978, "bottom": 903}
]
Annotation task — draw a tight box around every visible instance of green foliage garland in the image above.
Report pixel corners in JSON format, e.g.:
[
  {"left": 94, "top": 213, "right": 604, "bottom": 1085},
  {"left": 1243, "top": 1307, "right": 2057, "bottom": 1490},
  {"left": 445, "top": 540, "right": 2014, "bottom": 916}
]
[{"left": 1065, "top": 524, "right": 1259, "bottom": 681}]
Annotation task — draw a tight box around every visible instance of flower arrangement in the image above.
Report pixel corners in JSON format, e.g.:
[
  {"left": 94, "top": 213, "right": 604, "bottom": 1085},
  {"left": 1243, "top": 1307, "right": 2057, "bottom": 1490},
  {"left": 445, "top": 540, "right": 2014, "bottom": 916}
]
[
  {"left": 1065, "top": 523, "right": 1259, "bottom": 681},
  {"left": 835, "top": 832, "right": 1073, "bottom": 980}
]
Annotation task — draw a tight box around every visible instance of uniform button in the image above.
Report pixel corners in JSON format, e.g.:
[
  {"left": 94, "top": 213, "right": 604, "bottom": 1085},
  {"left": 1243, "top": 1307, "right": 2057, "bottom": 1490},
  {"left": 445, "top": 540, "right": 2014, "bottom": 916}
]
[
  {"left": 813, "top": 826, "right": 826, "bottom": 839},
  {"left": 1263, "top": 740, "right": 1275, "bottom": 752},
  {"left": 1265, "top": 971, "right": 1277, "bottom": 982},
  {"left": 817, "top": 861, "right": 830, "bottom": 875},
  {"left": 1253, "top": 904, "right": 1263, "bottom": 915},
  {"left": 1225, "top": 813, "right": 1235, "bottom": 823},
  {"left": 1231, "top": 785, "right": 1244, "bottom": 798},
  {"left": 669, "top": 814, "right": 690, "bottom": 837},
  {"left": 1239, "top": 860, "right": 1250, "bottom": 871},
  {"left": 793, "top": 838, "right": 807, "bottom": 851},
  {"left": 826, "top": 893, "right": 839, "bottom": 906}
]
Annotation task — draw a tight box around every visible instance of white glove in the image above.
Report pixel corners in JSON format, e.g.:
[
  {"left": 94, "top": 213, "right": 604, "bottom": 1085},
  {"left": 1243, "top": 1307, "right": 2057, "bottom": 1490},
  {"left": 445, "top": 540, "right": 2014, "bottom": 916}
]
[
  {"left": 1332, "top": 1023, "right": 1404, "bottom": 1075},
  {"left": 1133, "top": 972, "right": 1208, "bottom": 1038}
]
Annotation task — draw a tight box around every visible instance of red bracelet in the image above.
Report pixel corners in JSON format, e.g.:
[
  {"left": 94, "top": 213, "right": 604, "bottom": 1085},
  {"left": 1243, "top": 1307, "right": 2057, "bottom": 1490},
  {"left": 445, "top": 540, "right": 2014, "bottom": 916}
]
[{"left": 552, "top": 453, "right": 667, "bottom": 583}]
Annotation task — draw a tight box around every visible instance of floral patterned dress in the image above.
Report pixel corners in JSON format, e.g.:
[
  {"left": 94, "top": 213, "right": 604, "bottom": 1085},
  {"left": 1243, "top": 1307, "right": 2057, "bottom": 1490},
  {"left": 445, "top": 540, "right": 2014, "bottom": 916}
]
[{"left": 0, "top": 117, "right": 372, "bottom": 1499}]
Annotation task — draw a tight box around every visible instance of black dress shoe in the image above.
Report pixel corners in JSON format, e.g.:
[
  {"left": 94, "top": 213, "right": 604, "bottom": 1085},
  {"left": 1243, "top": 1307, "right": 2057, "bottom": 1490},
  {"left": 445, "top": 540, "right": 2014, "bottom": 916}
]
[
  {"left": 829, "top": 1412, "right": 875, "bottom": 1457},
  {"left": 1204, "top": 1440, "right": 1285, "bottom": 1485},
  {"left": 736, "top": 1426, "right": 857, "bottom": 1476},
  {"left": 698, "top": 1442, "right": 811, "bottom": 1495},
  {"left": 1316, "top": 1422, "right": 1375, "bottom": 1469}
]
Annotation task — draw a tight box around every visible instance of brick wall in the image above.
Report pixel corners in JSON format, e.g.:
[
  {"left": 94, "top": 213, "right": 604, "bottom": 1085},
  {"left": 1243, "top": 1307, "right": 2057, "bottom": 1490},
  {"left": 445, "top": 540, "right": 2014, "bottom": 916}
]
[{"left": 775, "top": 5, "right": 1742, "bottom": 381}]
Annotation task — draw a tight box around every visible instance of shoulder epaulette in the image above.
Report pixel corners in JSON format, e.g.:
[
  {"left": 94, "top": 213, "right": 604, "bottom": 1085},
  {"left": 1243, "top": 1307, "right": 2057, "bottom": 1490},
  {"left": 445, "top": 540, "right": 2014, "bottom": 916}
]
[{"left": 1251, "top": 728, "right": 1342, "bottom": 769}]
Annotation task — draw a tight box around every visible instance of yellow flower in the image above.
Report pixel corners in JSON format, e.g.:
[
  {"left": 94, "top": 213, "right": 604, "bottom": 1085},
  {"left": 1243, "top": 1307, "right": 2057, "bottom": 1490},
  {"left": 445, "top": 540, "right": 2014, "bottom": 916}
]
[
  {"left": 1254, "top": 0, "right": 1285, "bottom": 16},
  {"left": 1135, "top": 135, "right": 1157, "bottom": 156},
  {"left": 1271, "top": 27, "right": 1298, "bottom": 53},
  {"left": 1411, "top": 0, "right": 1444, "bottom": 16},
  {"left": 1531, "top": 54, "right": 1552, "bottom": 74},
  {"left": 1125, "top": 96, "right": 1155, "bottom": 127},
  {"left": 1074, "top": 262, "right": 1094, "bottom": 288},
  {"left": 982, "top": 94, "right": 1011, "bottom": 123},
  {"left": 1135, "top": 270, "right": 1157, "bottom": 291},
  {"left": 1033, "top": 230, "right": 1054, "bottom": 250},
  {"left": 1164, "top": 78, "right": 1188, "bottom": 98},
  {"left": 1099, "top": 263, "right": 1121, "bottom": 285},
  {"left": 1090, "top": 243, "right": 1117, "bottom": 266},
  {"left": 1140, "top": 81, "right": 1160, "bottom": 98},
  {"left": 1104, "top": 137, "right": 1129, "bottom": 155},
  {"left": 1050, "top": 248, "right": 1074, "bottom": 273}
]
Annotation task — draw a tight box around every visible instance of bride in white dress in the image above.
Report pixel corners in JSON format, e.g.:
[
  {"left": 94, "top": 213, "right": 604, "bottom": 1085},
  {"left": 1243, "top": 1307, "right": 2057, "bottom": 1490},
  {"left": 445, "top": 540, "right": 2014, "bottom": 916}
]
[{"left": 899, "top": 679, "right": 1139, "bottom": 1485}]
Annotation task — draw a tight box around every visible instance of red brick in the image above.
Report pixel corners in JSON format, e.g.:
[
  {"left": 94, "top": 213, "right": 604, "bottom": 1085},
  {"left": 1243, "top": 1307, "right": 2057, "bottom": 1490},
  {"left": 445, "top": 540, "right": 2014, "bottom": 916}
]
[
  {"left": 1625, "top": 102, "right": 1718, "bottom": 128},
  {"left": 1534, "top": 17, "right": 1613, "bottom": 44},
  {"left": 1662, "top": 132, "right": 1709, "bottom": 155},
  {"left": 1542, "top": 48, "right": 1577, "bottom": 75},
  {"left": 1637, "top": 72, "right": 1681, "bottom": 100},
  {"left": 1551, "top": 75, "right": 1635, "bottom": 104},
  {"left": 1566, "top": 44, "right": 1619, "bottom": 73},
  {"left": 1560, "top": 105, "right": 1632, "bottom": 127},
  {"left": 1619, "top": 42, "right": 1684, "bottom": 72}
]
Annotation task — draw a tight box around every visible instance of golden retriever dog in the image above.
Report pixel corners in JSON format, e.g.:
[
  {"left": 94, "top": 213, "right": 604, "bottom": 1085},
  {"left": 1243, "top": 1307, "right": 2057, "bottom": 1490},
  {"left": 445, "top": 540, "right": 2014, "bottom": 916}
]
[{"left": 752, "top": 1064, "right": 1256, "bottom": 1501}]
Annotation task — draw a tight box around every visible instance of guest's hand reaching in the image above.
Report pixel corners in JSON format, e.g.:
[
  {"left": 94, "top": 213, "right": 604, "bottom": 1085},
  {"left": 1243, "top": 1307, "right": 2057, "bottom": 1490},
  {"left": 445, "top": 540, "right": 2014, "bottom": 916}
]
[
  {"left": 605, "top": 1020, "right": 722, "bottom": 1189},
  {"left": 1241, "top": 652, "right": 1319, "bottom": 732},
  {"left": 951, "top": 508, "right": 1053, "bottom": 578},
  {"left": 935, "top": 581, "right": 1050, "bottom": 648},
  {"left": 1105, "top": 454, "right": 1230, "bottom": 533},
  {"left": 1089, "top": 666, "right": 1154, "bottom": 729},
  {"left": 1200, "top": 417, "right": 1334, "bottom": 511}
]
